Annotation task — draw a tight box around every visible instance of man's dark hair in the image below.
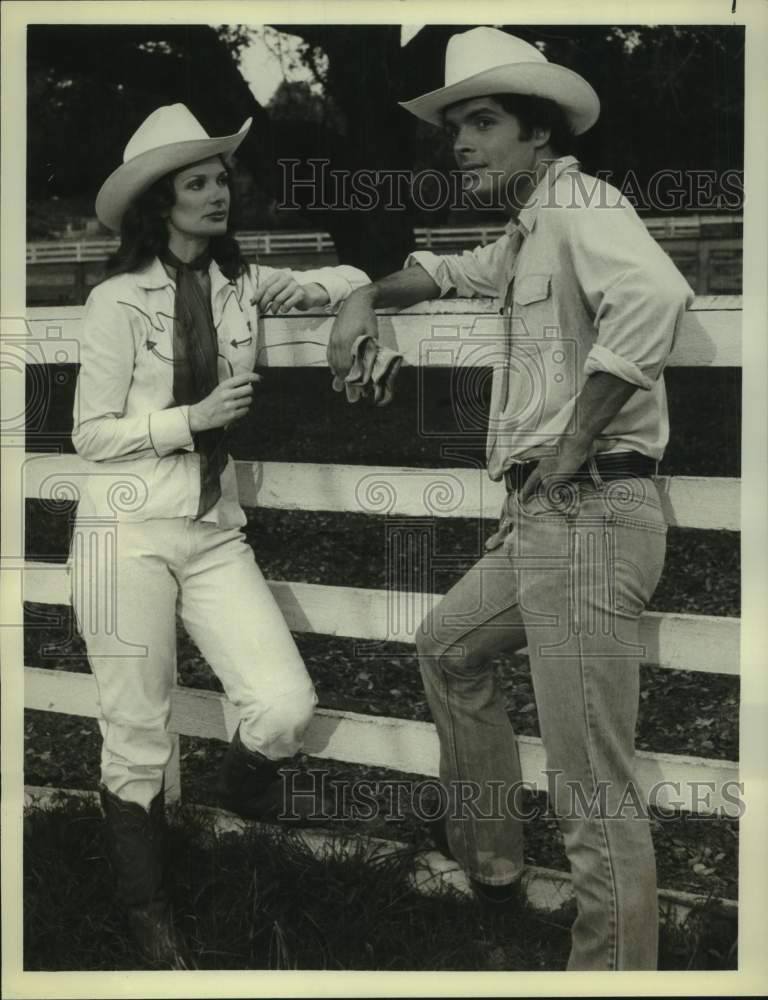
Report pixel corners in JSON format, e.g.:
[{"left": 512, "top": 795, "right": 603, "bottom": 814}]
[{"left": 489, "top": 93, "right": 576, "bottom": 156}]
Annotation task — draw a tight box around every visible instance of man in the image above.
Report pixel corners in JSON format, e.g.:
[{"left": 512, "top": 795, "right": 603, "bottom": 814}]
[{"left": 328, "top": 27, "right": 693, "bottom": 971}]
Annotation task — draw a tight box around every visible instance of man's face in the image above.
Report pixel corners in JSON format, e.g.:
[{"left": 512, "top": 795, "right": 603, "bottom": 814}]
[{"left": 443, "top": 96, "right": 539, "bottom": 209}]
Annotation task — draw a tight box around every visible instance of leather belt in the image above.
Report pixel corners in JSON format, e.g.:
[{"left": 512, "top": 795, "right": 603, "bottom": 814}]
[{"left": 503, "top": 451, "right": 657, "bottom": 493}]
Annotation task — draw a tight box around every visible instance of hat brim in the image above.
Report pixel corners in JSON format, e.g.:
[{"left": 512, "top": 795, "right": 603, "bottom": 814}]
[
  {"left": 95, "top": 118, "right": 252, "bottom": 232},
  {"left": 399, "top": 63, "right": 599, "bottom": 135}
]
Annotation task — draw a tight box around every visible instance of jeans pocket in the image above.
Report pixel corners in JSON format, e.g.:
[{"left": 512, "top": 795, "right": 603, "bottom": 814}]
[
  {"left": 485, "top": 494, "right": 518, "bottom": 551},
  {"left": 518, "top": 481, "right": 580, "bottom": 521},
  {"left": 610, "top": 517, "right": 668, "bottom": 617}
]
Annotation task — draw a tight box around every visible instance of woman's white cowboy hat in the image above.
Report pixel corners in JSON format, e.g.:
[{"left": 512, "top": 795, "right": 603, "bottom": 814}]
[
  {"left": 95, "top": 103, "right": 252, "bottom": 231},
  {"left": 399, "top": 27, "right": 600, "bottom": 135}
]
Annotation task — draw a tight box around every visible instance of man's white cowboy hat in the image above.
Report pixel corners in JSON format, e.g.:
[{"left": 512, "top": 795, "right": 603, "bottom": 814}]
[
  {"left": 399, "top": 27, "right": 600, "bottom": 135},
  {"left": 95, "top": 103, "right": 252, "bottom": 231}
]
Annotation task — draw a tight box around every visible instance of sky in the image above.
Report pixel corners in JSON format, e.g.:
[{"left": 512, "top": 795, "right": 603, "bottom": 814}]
[
  {"left": 237, "top": 25, "right": 425, "bottom": 105},
  {"left": 238, "top": 27, "right": 314, "bottom": 105}
]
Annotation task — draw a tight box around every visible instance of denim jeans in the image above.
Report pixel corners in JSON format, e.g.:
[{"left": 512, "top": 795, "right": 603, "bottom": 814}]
[{"left": 416, "top": 474, "right": 667, "bottom": 970}]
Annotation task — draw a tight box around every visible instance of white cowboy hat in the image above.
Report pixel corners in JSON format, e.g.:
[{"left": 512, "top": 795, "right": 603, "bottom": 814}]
[
  {"left": 399, "top": 27, "right": 600, "bottom": 135},
  {"left": 95, "top": 103, "right": 252, "bottom": 231}
]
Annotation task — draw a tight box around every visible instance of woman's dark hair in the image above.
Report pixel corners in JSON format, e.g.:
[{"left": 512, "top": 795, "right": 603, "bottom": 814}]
[
  {"left": 487, "top": 93, "right": 576, "bottom": 156},
  {"left": 103, "top": 156, "right": 246, "bottom": 282}
]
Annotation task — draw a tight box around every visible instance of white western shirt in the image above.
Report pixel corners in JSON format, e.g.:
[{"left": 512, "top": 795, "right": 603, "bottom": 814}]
[{"left": 72, "top": 257, "right": 369, "bottom": 524}]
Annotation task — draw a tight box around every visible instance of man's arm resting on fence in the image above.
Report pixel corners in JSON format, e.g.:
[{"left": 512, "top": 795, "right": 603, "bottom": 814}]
[
  {"left": 519, "top": 371, "right": 639, "bottom": 502},
  {"left": 327, "top": 264, "right": 439, "bottom": 377}
]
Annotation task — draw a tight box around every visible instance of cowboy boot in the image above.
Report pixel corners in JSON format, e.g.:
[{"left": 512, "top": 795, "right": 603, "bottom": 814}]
[
  {"left": 100, "top": 786, "right": 191, "bottom": 969},
  {"left": 217, "top": 726, "right": 329, "bottom": 825},
  {"left": 427, "top": 814, "right": 523, "bottom": 908}
]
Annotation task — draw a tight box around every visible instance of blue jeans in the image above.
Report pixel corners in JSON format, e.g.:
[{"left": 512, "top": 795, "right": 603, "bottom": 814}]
[{"left": 416, "top": 474, "right": 667, "bottom": 971}]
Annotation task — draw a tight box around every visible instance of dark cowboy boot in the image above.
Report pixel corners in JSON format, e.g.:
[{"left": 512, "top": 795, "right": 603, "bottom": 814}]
[
  {"left": 100, "top": 786, "right": 191, "bottom": 969},
  {"left": 427, "top": 815, "right": 523, "bottom": 908},
  {"left": 217, "top": 726, "right": 329, "bottom": 825}
]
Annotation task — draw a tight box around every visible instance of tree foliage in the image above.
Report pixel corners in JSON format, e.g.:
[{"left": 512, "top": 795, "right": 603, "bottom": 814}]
[{"left": 27, "top": 25, "right": 271, "bottom": 208}]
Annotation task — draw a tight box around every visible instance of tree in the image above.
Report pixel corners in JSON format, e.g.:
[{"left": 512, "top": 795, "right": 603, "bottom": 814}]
[
  {"left": 268, "top": 24, "right": 421, "bottom": 277},
  {"left": 27, "top": 25, "right": 272, "bottom": 223}
]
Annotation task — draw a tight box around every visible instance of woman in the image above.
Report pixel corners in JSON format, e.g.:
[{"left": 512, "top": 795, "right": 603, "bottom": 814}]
[{"left": 72, "top": 104, "right": 369, "bottom": 968}]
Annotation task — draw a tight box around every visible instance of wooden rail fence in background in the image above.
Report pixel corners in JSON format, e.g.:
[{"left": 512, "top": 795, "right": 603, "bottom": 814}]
[{"left": 26, "top": 214, "right": 743, "bottom": 263}]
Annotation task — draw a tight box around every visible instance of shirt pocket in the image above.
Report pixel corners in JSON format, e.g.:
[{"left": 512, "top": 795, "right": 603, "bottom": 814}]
[
  {"left": 511, "top": 272, "right": 554, "bottom": 341},
  {"left": 514, "top": 272, "right": 552, "bottom": 307}
]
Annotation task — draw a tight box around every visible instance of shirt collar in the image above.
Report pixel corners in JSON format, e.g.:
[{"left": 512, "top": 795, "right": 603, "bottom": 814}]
[
  {"left": 134, "top": 255, "right": 234, "bottom": 299},
  {"left": 135, "top": 256, "right": 173, "bottom": 290},
  {"left": 504, "top": 155, "right": 580, "bottom": 237}
]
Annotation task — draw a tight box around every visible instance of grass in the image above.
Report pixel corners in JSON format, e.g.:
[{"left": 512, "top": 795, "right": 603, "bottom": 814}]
[
  {"left": 23, "top": 702, "right": 740, "bottom": 904},
  {"left": 23, "top": 795, "right": 736, "bottom": 972},
  {"left": 23, "top": 795, "right": 571, "bottom": 972}
]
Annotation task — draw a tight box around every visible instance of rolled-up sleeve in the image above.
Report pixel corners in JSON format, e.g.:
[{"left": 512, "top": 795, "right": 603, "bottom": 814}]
[
  {"left": 72, "top": 288, "right": 193, "bottom": 461},
  {"left": 405, "top": 236, "right": 510, "bottom": 299},
  {"left": 565, "top": 202, "right": 695, "bottom": 389},
  {"left": 289, "top": 264, "right": 371, "bottom": 309}
]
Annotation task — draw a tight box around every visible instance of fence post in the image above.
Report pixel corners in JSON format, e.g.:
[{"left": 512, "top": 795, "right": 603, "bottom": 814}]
[
  {"left": 73, "top": 263, "right": 86, "bottom": 306},
  {"left": 165, "top": 671, "right": 182, "bottom": 804},
  {"left": 698, "top": 242, "right": 711, "bottom": 295},
  {"left": 165, "top": 734, "right": 182, "bottom": 803}
]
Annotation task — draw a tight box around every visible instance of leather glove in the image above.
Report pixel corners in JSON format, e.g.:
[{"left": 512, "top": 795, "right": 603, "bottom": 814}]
[{"left": 332, "top": 334, "right": 403, "bottom": 406}]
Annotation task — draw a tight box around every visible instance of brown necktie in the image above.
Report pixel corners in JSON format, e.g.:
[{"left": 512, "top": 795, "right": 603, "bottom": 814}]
[{"left": 162, "top": 249, "right": 228, "bottom": 518}]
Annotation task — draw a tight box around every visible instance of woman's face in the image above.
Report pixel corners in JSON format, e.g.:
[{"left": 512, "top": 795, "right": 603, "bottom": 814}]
[{"left": 167, "top": 156, "right": 231, "bottom": 242}]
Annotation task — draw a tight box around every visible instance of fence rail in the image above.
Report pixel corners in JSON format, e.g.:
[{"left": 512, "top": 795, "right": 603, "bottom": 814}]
[
  {"left": 26, "top": 214, "right": 743, "bottom": 264},
  {"left": 22, "top": 453, "right": 740, "bottom": 531},
  {"left": 23, "top": 666, "right": 739, "bottom": 816},
  {"left": 18, "top": 295, "right": 742, "bottom": 890},
  {"left": 21, "top": 295, "right": 743, "bottom": 368}
]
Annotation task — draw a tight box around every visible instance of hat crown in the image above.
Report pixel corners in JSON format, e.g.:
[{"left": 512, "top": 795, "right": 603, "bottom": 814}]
[
  {"left": 444, "top": 27, "right": 546, "bottom": 86},
  {"left": 123, "top": 103, "right": 210, "bottom": 164}
]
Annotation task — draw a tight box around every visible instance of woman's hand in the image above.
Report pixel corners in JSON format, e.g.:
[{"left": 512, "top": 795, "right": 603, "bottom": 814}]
[
  {"left": 327, "top": 287, "right": 379, "bottom": 378},
  {"left": 251, "top": 272, "right": 329, "bottom": 313},
  {"left": 188, "top": 372, "right": 261, "bottom": 433}
]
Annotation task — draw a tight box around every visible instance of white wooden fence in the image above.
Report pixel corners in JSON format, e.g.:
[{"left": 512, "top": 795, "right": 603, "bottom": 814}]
[
  {"left": 18, "top": 295, "right": 741, "bottom": 906},
  {"left": 26, "top": 214, "right": 742, "bottom": 264},
  {"left": 21, "top": 297, "right": 741, "bottom": 795}
]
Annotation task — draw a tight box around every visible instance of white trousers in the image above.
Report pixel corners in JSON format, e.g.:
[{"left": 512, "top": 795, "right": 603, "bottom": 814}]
[{"left": 71, "top": 515, "right": 317, "bottom": 809}]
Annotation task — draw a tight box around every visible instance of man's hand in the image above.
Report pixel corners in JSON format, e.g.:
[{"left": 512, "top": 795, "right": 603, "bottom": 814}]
[
  {"left": 519, "top": 445, "right": 589, "bottom": 504},
  {"left": 327, "top": 287, "right": 379, "bottom": 378},
  {"left": 251, "top": 272, "right": 329, "bottom": 314},
  {"left": 188, "top": 372, "right": 261, "bottom": 432},
  {"left": 519, "top": 372, "right": 640, "bottom": 504},
  {"left": 327, "top": 264, "right": 439, "bottom": 378}
]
